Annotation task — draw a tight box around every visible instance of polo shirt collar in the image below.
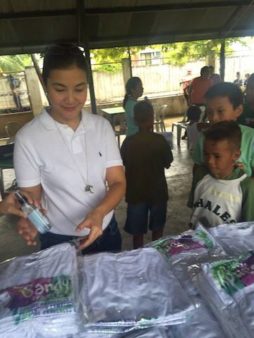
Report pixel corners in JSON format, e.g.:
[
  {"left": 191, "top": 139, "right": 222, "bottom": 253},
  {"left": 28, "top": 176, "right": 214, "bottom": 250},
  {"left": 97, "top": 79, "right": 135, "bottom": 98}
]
[{"left": 38, "top": 108, "right": 94, "bottom": 132}]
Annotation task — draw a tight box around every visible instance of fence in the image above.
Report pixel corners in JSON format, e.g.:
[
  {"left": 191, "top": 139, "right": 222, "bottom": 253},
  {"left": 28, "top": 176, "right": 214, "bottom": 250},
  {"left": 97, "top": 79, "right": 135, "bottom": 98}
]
[{"left": 1, "top": 51, "right": 254, "bottom": 112}]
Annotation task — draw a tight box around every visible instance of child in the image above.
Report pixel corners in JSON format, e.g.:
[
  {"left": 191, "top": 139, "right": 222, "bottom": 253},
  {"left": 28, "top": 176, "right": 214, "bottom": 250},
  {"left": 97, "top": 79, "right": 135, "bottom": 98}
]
[
  {"left": 186, "top": 105, "right": 202, "bottom": 152},
  {"left": 189, "top": 121, "right": 254, "bottom": 228},
  {"left": 238, "top": 73, "right": 254, "bottom": 128},
  {"left": 192, "top": 82, "right": 254, "bottom": 177},
  {"left": 120, "top": 101, "right": 173, "bottom": 249}
]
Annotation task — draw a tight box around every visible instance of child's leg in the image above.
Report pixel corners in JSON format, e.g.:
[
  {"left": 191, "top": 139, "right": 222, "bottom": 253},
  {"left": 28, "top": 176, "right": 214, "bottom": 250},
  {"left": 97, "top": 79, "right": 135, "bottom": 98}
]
[
  {"left": 152, "top": 228, "right": 163, "bottom": 241},
  {"left": 149, "top": 202, "right": 167, "bottom": 241},
  {"left": 124, "top": 202, "right": 149, "bottom": 249},
  {"left": 133, "top": 234, "right": 144, "bottom": 249}
]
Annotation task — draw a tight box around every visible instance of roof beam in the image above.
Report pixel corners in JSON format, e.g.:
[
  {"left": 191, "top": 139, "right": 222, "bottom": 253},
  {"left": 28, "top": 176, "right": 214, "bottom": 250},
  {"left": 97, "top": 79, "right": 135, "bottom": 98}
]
[
  {"left": 0, "top": 1, "right": 252, "bottom": 20},
  {"left": 86, "top": 1, "right": 252, "bottom": 14}
]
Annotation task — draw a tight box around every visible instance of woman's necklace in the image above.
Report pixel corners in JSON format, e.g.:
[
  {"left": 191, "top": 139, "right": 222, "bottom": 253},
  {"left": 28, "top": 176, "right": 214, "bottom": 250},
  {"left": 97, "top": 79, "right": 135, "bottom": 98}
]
[{"left": 53, "top": 118, "right": 94, "bottom": 194}]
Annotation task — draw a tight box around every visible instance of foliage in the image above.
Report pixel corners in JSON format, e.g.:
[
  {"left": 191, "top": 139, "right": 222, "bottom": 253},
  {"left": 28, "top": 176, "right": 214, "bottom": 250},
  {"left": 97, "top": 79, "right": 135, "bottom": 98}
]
[
  {"left": 91, "top": 46, "right": 147, "bottom": 72},
  {"left": 0, "top": 54, "right": 32, "bottom": 73},
  {"left": 161, "top": 38, "right": 247, "bottom": 66}
]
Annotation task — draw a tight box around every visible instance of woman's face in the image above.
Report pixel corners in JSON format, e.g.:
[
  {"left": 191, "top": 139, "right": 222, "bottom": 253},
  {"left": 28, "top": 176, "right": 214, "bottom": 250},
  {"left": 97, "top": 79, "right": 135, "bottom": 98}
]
[
  {"left": 131, "top": 81, "right": 143, "bottom": 99},
  {"left": 46, "top": 65, "right": 88, "bottom": 125}
]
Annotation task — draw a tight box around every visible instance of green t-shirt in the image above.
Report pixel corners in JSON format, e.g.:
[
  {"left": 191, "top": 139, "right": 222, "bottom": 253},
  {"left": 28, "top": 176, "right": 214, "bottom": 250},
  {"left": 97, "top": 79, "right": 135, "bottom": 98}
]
[
  {"left": 192, "top": 124, "right": 254, "bottom": 176},
  {"left": 188, "top": 166, "right": 254, "bottom": 222}
]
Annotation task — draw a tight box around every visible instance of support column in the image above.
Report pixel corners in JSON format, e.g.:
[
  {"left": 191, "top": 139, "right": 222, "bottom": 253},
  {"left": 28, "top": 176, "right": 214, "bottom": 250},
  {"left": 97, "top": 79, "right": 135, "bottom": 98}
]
[
  {"left": 24, "top": 67, "right": 46, "bottom": 116},
  {"left": 220, "top": 40, "right": 225, "bottom": 81},
  {"left": 84, "top": 46, "right": 97, "bottom": 114}
]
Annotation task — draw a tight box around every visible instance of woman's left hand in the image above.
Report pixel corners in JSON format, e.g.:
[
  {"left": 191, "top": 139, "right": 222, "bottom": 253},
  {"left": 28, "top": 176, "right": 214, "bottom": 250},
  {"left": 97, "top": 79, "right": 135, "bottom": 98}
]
[{"left": 76, "top": 209, "right": 104, "bottom": 250}]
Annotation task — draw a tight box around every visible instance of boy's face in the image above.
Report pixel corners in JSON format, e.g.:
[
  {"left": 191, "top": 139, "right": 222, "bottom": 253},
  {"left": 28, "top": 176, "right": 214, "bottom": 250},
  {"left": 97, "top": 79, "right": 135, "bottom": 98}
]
[
  {"left": 204, "top": 139, "right": 240, "bottom": 179},
  {"left": 206, "top": 96, "right": 242, "bottom": 124}
]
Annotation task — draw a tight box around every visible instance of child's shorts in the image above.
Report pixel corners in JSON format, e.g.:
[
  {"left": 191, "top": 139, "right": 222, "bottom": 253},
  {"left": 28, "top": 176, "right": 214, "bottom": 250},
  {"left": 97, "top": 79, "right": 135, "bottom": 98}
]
[{"left": 124, "top": 202, "right": 167, "bottom": 235}]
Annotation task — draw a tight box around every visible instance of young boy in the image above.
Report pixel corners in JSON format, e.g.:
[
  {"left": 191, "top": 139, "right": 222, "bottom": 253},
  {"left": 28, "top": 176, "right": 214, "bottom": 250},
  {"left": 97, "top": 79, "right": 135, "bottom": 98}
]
[
  {"left": 189, "top": 121, "right": 254, "bottom": 228},
  {"left": 192, "top": 82, "right": 254, "bottom": 177},
  {"left": 120, "top": 101, "right": 173, "bottom": 249}
]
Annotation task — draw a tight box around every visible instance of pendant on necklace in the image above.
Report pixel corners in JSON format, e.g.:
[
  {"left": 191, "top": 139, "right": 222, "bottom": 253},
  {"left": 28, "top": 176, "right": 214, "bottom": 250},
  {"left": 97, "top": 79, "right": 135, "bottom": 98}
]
[{"left": 85, "top": 184, "right": 94, "bottom": 193}]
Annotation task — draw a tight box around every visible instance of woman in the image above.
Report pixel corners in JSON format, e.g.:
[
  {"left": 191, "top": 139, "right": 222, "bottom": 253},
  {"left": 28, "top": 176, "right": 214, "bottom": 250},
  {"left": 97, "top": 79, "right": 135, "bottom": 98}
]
[
  {"left": 14, "top": 44, "right": 126, "bottom": 253},
  {"left": 123, "top": 77, "right": 143, "bottom": 136}
]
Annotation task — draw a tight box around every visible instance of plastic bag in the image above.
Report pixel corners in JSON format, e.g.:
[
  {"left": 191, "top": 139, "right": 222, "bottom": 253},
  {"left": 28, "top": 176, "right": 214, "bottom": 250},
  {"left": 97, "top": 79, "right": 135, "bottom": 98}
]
[
  {"left": 79, "top": 247, "right": 194, "bottom": 333},
  {"left": 0, "top": 243, "right": 81, "bottom": 337}
]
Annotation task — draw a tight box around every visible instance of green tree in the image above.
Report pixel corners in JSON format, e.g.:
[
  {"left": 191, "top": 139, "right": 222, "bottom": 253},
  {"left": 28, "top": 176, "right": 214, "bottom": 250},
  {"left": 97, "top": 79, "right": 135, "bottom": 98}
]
[
  {"left": 0, "top": 54, "right": 32, "bottom": 72},
  {"left": 92, "top": 46, "right": 146, "bottom": 72},
  {"left": 161, "top": 38, "right": 247, "bottom": 66}
]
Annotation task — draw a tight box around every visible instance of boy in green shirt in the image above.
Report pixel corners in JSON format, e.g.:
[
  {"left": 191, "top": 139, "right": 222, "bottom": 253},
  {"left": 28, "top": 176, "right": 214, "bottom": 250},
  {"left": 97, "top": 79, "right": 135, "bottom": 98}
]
[
  {"left": 192, "top": 82, "right": 254, "bottom": 176},
  {"left": 189, "top": 121, "right": 254, "bottom": 228}
]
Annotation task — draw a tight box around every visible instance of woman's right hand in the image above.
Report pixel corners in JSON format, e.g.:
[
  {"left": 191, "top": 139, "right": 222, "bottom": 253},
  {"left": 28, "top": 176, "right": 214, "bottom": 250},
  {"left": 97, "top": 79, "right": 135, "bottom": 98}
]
[{"left": 17, "top": 217, "right": 38, "bottom": 246}]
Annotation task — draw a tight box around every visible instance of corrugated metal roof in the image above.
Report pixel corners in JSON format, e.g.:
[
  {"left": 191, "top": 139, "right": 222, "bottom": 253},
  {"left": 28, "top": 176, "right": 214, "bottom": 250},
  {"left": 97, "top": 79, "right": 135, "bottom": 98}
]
[{"left": 0, "top": 0, "right": 254, "bottom": 54}]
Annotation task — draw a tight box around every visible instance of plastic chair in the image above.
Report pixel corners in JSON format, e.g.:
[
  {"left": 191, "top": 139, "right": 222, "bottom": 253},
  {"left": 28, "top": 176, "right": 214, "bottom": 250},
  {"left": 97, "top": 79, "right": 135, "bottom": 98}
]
[
  {"left": 171, "top": 111, "right": 188, "bottom": 146},
  {"left": 114, "top": 115, "right": 127, "bottom": 147},
  {"left": 153, "top": 104, "right": 167, "bottom": 132}
]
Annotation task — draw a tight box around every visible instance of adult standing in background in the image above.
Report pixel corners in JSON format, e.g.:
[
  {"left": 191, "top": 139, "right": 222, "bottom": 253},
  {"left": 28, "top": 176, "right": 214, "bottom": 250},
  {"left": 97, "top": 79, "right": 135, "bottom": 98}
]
[
  {"left": 189, "top": 66, "right": 213, "bottom": 107},
  {"left": 189, "top": 66, "right": 213, "bottom": 122},
  {"left": 14, "top": 44, "right": 126, "bottom": 253},
  {"left": 123, "top": 77, "right": 144, "bottom": 136},
  {"left": 233, "top": 71, "right": 243, "bottom": 87},
  {"left": 208, "top": 66, "right": 222, "bottom": 85}
]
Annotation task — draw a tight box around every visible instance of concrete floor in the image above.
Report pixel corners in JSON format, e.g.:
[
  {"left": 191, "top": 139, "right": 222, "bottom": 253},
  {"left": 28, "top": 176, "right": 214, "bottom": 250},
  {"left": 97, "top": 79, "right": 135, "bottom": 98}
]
[{"left": 0, "top": 117, "right": 193, "bottom": 262}]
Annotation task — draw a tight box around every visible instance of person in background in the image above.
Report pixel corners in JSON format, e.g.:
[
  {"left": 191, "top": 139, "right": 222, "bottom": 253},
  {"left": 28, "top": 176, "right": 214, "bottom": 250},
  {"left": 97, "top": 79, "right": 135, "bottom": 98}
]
[
  {"left": 121, "top": 101, "right": 173, "bottom": 249},
  {"left": 189, "top": 66, "right": 213, "bottom": 123},
  {"left": 188, "top": 121, "right": 254, "bottom": 228},
  {"left": 189, "top": 66, "right": 213, "bottom": 107},
  {"left": 192, "top": 82, "right": 254, "bottom": 177},
  {"left": 180, "top": 70, "right": 193, "bottom": 106},
  {"left": 208, "top": 65, "right": 222, "bottom": 85},
  {"left": 14, "top": 44, "right": 126, "bottom": 252},
  {"left": 233, "top": 71, "right": 242, "bottom": 87},
  {"left": 238, "top": 73, "right": 254, "bottom": 127},
  {"left": 123, "top": 77, "right": 144, "bottom": 136},
  {"left": 186, "top": 105, "right": 202, "bottom": 153},
  {"left": 244, "top": 73, "right": 250, "bottom": 88}
]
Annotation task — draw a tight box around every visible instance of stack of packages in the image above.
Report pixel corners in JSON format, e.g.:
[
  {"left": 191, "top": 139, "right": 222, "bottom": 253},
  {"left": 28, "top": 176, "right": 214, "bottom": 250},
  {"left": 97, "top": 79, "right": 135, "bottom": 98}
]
[
  {"left": 2, "top": 222, "right": 254, "bottom": 337},
  {"left": 193, "top": 222, "right": 254, "bottom": 338},
  {"left": 0, "top": 243, "right": 82, "bottom": 338}
]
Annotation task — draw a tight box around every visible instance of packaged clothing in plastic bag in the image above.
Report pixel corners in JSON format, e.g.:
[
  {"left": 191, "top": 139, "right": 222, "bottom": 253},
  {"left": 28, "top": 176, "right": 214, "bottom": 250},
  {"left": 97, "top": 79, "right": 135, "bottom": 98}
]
[
  {"left": 170, "top": 303, "right": 227, "bottom": 338},
  {"left": 210, "top": 222, "right": 254, "bottom": 256},
  {"left": 79, "top": 247, "right": 194, "bottom": 333},
  {"left": 147, "top": 224, "right": 225, "bottom": 265},
  {"left": 194, "top": 253, "right": 254, "bottom": 338},
  {"left": 0, "top": 243, "right": 81, "bottom": 337}
]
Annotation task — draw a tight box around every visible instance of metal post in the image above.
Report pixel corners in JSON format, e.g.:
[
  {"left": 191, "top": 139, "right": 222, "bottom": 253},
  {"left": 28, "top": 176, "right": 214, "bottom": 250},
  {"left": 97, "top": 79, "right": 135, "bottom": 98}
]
[
  {"left": 84, "top": 47, "right": 97, "bottom": 114},
  {"left": 220, "top": 40, "right": 225, "bottom": 81}
]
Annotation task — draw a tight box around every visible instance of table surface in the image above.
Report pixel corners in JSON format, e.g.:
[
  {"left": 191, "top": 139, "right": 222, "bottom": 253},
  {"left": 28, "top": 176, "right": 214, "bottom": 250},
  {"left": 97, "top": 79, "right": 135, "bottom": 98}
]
[{"left": 102, "top": 107, "right": 125, "bottom": 115}]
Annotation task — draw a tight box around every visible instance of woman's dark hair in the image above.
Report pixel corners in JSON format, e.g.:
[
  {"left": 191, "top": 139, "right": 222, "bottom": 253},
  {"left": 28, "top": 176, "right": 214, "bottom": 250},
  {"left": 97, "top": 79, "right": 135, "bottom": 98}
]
[
  {"left": 42, "top": 44, "right": 87, "bottom": 85},
  {"left": 123, "top": 77, "right": 142, "bottom": 108},
  {"left": 204, "top": 120, "right": 241, "bottom": 150},
  {"left": 134, "top": 100, "right": 154, "bottom": 125},
  {"left": 205, "top": 82, "right": 243, "bottom": 108}
]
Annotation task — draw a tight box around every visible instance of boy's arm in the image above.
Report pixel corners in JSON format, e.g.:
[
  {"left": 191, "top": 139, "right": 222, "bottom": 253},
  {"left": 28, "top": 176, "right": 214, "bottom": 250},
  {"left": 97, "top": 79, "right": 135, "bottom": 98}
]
[
  {"left": 241, "top": 177, "right": 254, "bottom": 221},
  {"left": 120, "top": 138, "right": 128, "bottom": 165},
  {"left": 162, "top": 137, "right": 173, "bottom": 168}
]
